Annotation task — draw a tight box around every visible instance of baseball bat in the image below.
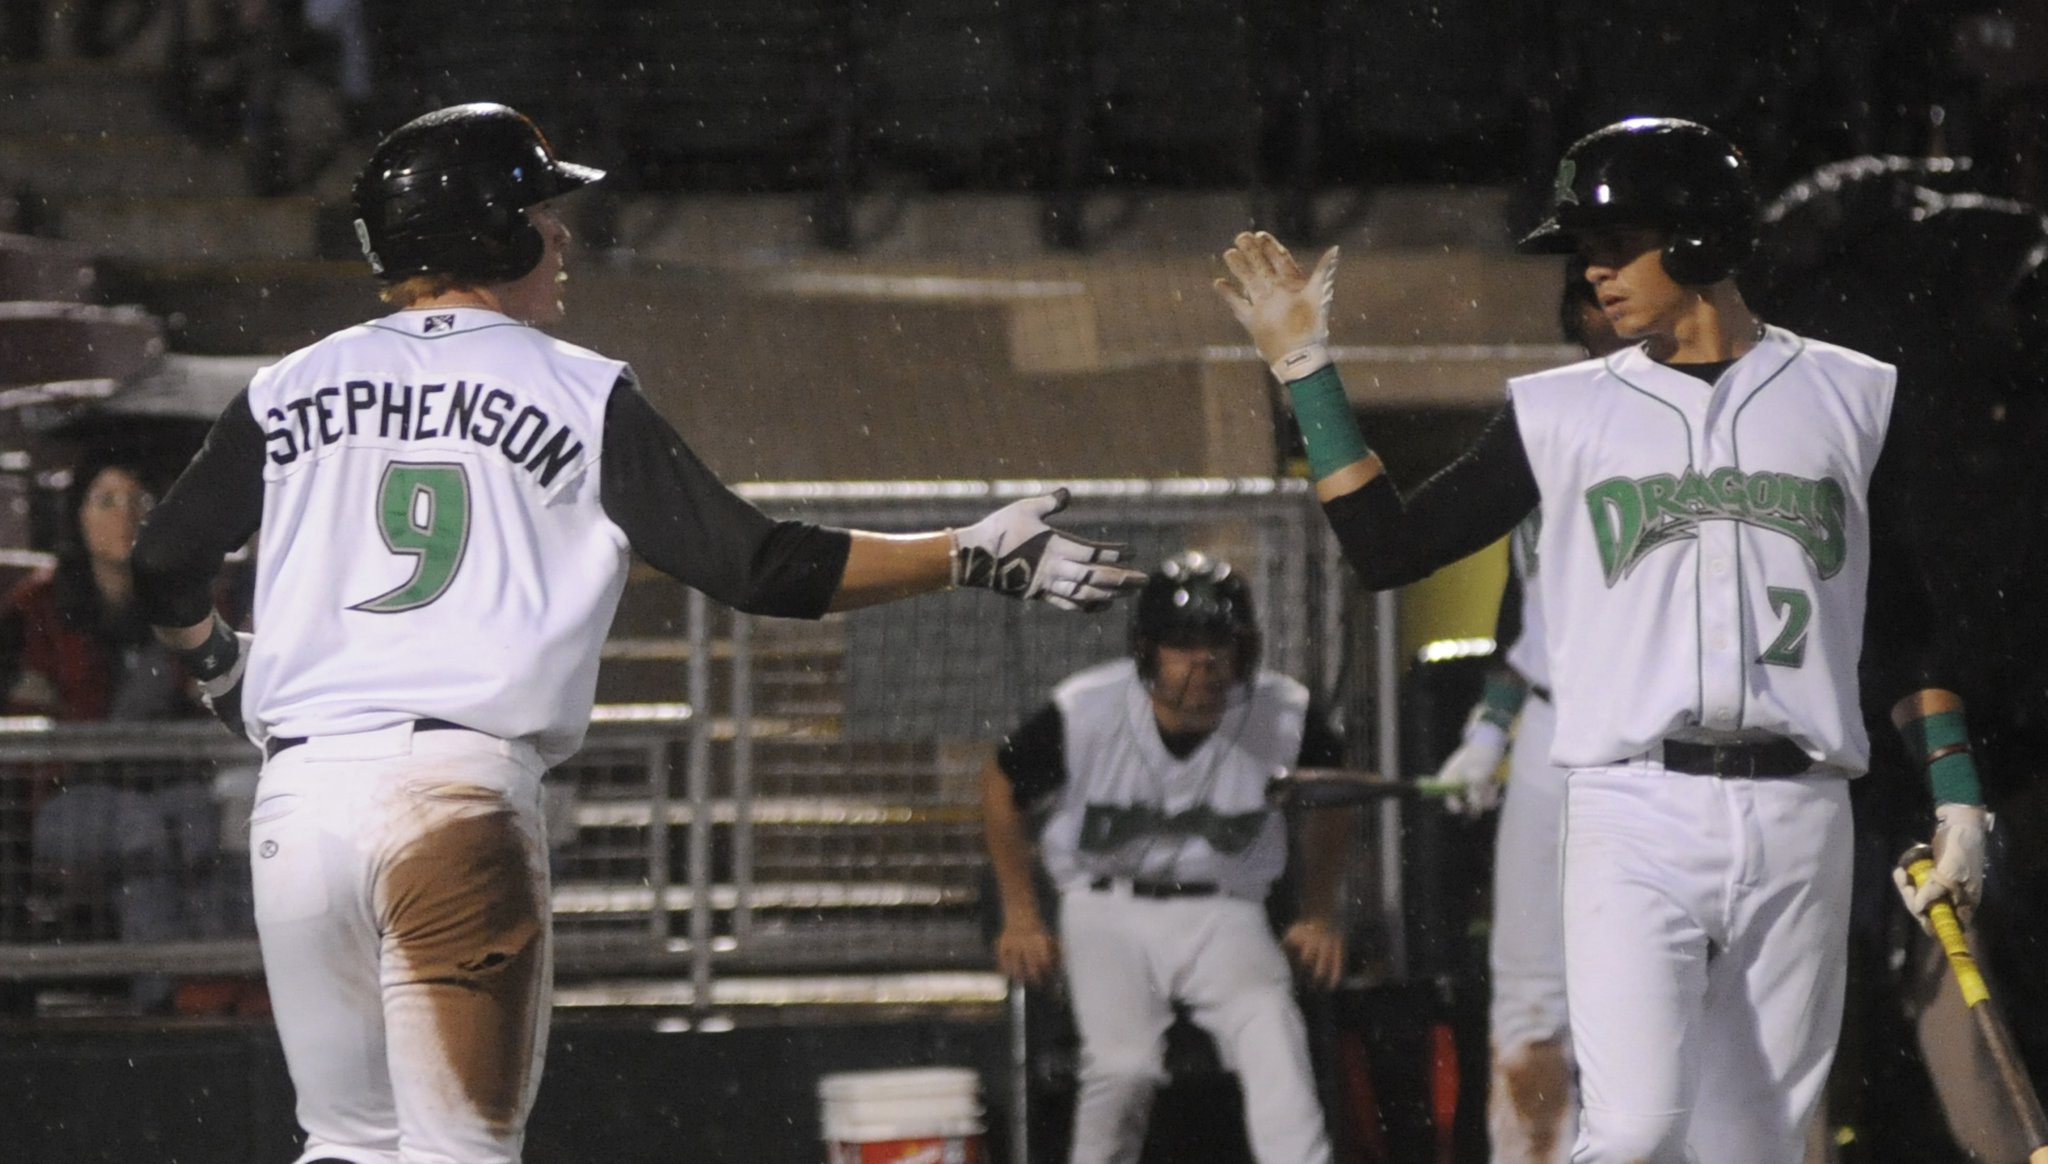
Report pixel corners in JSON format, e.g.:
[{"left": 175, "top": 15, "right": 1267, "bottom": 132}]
[
  {"left": 1268, "top": 768, "right": 1460, "bottom": 810},
  {"left": 1901, "top": 844, "right": 2048, "bottom": 1164}
]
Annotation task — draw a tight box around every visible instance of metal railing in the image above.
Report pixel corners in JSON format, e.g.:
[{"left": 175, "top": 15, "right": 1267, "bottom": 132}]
[{"left": 0, "top": 480, "right": 1401, "bottom": 1011}]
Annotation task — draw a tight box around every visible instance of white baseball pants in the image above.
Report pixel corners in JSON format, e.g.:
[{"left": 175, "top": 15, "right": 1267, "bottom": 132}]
[
  {"left": 1058, "top": 884, "right": 1331, "bottom": 1164},
  {"left": 1562, "top": 764, "right": 1851, "bottom": 1164},
  {"left": 249, "top": 723, "right": 552, "bottom": 1164},
  {"left": 1487, "top": 696, "right": 1576, "bottom": 1164}
]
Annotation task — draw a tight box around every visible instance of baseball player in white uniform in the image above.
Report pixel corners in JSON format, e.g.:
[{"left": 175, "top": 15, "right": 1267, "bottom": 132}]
[
  {"left": 1214, "top": 118, "right": 1991, "bottom": 1164},
  {"left": 128, "top": 103, "right": 1144, "bottom": 1164},
  {"left": 981, "top": 552, "right": 1353, "bottom": 1164},
  {"left": 1434, "top": 267, "right": 1626, "bottom": 1164}
]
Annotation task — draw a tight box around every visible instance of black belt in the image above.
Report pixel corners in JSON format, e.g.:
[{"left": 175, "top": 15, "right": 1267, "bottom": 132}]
[
  {"left": 1662, "top": 737, "right": 1812, "bottom": 778},
  {"left": 1089, "top": 877, "right": 1219, "bottom": 899},
  {"left": 266, "top": 718, "right": 470, "bottom": 760},
  {"left": 1530, "top": 683, "right": 1553, "bottom": 703}
]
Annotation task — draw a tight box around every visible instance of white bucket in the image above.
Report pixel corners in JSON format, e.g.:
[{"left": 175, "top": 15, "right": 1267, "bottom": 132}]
[{"left": 818, "top": 1067, "right": 985, "bottom": 1164}]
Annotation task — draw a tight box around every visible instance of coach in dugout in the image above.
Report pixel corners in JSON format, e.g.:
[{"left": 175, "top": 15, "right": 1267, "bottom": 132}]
[{"left": 128, "top": 102, "right": 1144, "bottom": 1164}]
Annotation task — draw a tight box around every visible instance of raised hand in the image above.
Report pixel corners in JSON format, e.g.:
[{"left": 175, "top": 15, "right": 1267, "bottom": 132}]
[{"left": 1213, "top": 230, "right": 1340, "bottom": 380}]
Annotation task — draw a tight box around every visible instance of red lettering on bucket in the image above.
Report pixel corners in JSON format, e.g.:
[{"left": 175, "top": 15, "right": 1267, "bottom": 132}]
[{"left": 825, "top": 1134, "right": 982, "bottom": 1164}]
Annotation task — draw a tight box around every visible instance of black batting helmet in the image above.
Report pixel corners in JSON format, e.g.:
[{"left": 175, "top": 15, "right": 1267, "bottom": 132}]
[
  {"left": 351, "top": 103, "right": 604, "bottom": 285},
  {"left": 1519, "top": 118, "right": 1759, "bottom": 286},
  {"left": 1131, "top": 552, "right": 1260, "bottom": 683}
]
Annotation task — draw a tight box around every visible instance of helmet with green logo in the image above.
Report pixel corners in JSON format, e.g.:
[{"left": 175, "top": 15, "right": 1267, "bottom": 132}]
[{"left": 1519, "top": 117, "right": 1759, "bottom": 286}]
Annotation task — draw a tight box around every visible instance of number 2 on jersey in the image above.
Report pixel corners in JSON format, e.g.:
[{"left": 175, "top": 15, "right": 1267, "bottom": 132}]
[
  {"left": 350, "top": 463, "right": 471, "bottom": 613},
  {"left": 1759, "top": 586, "right": 1812, "bottom": 667}
]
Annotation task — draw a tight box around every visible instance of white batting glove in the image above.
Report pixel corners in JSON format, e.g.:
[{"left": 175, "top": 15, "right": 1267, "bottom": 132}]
[
  {"left": 1212, "top": 231, "right": 1340, "bottom": 381},
  {"left": 1437, "top": 712, "right": 1508, "bottom": 816},
  {"left": 951, "top": 490, "right": 1146, "bottom": 612},
  {"left": 1893, "top": 803, "right": 1992, "bottom": 930}
]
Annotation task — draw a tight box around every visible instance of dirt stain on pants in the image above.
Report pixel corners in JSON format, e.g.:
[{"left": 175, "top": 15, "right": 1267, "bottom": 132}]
[
  {"left": 1492, "top": 1037, "right": 1575, "bottom": 1164},
  {"left": 380, "top": 783, "right": 547, "bottom": 1137}
]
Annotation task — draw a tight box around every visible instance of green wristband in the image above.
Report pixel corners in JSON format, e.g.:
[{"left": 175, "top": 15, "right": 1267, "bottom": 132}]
[
  {"left": 1476, "top": 673, "right": 1528, "bottom": 731},
  {"left": 1899, "top": 708, "right": 1985, "bottom": 806},
  {"left": 1928, "top": 752, "right": 1985, "bottom": 807},
  {"left": 1285, "top": 367, "right": 1372, "bottom": 481}
]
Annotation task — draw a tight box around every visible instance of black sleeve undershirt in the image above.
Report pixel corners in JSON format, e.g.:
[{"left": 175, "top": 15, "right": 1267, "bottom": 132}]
[
  {"left": 131, "top": 390, "right": 267, "bottom": 629},
  {"left": 996, "top": 702, "right": 1066, "bottom": 810},
  {"left": 599, "top": 374, "right": 849, "bottom": 618},
  {"left": 1297, "top": 698, "right": 1347, "bottom": 768},
  {"left": 1861, "top": 377, "right": 1971, "bottom": 706},
  {"left": 1320, "top": 402, "right": 1541, "bottom": 590},
  {"left": 133, "top": 375, "right": 854, "bottom": 628}
]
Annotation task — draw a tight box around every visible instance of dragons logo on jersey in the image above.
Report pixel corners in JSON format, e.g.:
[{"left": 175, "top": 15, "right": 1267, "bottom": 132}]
[{"left": 1585, "top": 467, "right": 1847, "bottom": 586}]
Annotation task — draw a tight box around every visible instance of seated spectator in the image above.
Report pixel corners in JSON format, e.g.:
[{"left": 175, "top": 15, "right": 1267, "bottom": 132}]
[{"left": 5, "top": 451, "right": 241, "bottom": 1013}]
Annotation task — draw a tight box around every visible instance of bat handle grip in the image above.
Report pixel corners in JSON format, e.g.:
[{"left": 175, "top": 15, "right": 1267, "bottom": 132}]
[{"left": 1909, "top": 856, "right": 1991, "bottom": 1007}]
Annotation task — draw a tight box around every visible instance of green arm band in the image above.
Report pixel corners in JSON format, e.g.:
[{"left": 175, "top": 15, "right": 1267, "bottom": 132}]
[
  {"left": 1897, "top": 708, "right": 1985, "bottom": 807},
  {"left": 1475, "top": 672, "right": 1528, "bottom": 731},
  {"left": 1284, "top": 366, "right": 1372, "bottom": 481}
]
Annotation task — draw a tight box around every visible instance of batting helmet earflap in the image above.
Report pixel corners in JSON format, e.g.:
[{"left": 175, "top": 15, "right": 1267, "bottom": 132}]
[
  {"left": 1131, "top": 552, "right": 1261, "bottom": 683},
  {"left": 1519, "top": 117, "right": 1759, "bottom": 286},
  {"left": 350, "top": 103, "right": 605, "bottom": 285}
]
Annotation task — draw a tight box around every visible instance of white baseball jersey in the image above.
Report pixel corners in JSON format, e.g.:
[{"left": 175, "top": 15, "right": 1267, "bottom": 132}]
[
  {"left": 1021, "top": 659, "right": 1334, "bottom": 1164},
  {"left": 243, "top": 307, "right": 630, "bottom": 766},
  {"left": 1509, "top": 327, "right": 1893, "bottom": 773},
  {"left": 1036, "top": 659, "right": 1308, "bottom": 901}
]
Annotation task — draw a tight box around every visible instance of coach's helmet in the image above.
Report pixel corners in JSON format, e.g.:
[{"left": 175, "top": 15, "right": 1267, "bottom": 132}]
[
  {"left": 350, "top": 103, "right": 604, "bottom": 285},
  {"left": 1519, "top": 117, "right": 1759, "bottom": 286},
  {"left": 1131, "top": 552, "right": 1260, "bottom": 684}
]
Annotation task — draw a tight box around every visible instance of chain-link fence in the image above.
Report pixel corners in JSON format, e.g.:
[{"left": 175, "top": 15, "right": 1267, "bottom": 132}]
[{"left": 0, "top": 479, "right": 1404, "bottom": 1013}]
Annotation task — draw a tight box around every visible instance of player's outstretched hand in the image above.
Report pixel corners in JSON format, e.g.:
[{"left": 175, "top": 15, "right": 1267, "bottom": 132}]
[
  {"left": 1892, "top": 803, "right": 1992, "bottom": 930},
  {"left": 953, "top": 490, "right": 1146, "bottom": 612},
  {"left": 1212, "top": 230, "right": 1339, "bottom": 381},
  {"left": 995, "top": 919, "right": 1061, "bottom": 987},
  {"left": 1438, "top": 710, "right": 1509, "bottom": 816},
  {"left": 1283, "top": 917, "right": 1346, "bottom": 990}
]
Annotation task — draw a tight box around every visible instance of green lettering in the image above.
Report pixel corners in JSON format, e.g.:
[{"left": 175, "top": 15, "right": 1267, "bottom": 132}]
[
  {"left": 1777, "top": 475, "right": 1813, "bottom": 523},
  {"left": 1746, "top": 471, "right": 1779, "bottom": 514},
  {"left": 1710, "top": 467, "right": 1747, "bottom": 513},
  {"left": 1810, "top": 480, "right": 1847, "bottom": 577},
  {"left": 1586, "top": 477, "right": 1647, "bottom": 587},
  {"left": 1654, "top": 471, "right": 1687, "bottom": 516}
]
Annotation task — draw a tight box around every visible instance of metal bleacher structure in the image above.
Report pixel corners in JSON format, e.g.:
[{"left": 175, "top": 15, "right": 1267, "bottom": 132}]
[{"left": 0, "top": 3, "right": 1572, "bottom": 1021}]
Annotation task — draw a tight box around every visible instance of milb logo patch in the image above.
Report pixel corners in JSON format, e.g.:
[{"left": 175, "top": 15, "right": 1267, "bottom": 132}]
[
  {"left": 1584, "top": 467, "right": 1848, "bottom": 586},
  {"left": 423, "top": 314, "right": 456, "bottom": 334}
]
